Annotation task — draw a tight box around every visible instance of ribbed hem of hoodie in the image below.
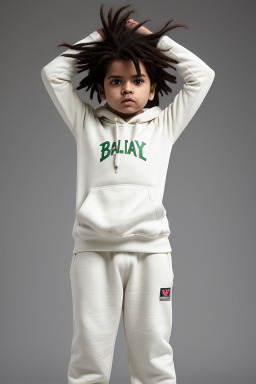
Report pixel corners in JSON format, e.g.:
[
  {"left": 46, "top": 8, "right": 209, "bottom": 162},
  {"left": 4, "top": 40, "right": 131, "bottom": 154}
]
[{"left": 72, "top": 235, "right": 172, "bottom": 254}]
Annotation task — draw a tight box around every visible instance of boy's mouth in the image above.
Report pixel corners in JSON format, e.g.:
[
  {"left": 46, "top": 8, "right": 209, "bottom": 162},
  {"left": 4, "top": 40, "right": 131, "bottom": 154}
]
[{"left": 122, "top": 98, "right": 135, "bottom": 103}]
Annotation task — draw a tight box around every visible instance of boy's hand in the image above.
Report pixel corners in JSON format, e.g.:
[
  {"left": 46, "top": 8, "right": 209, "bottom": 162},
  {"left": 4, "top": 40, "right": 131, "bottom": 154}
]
[
  {"left": 97, "top": 28, "right": 105, "bottom": 39},
  {"left": 97, "top": 19, "right": 152, "bottom": 39},
  {"left": 126, "top": 19, "right": 153, "bottom": 35}
]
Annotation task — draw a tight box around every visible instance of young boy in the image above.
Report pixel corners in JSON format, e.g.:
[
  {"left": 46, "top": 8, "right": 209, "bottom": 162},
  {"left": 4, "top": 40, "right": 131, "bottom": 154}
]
[{"left": 41, "top": 4, "right": 215, "bottom": 384}]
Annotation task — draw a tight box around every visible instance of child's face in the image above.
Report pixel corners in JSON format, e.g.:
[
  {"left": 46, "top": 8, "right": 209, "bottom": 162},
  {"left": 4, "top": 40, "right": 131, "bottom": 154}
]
[{"left": 97, "top": 59, "right": 157, "bottom": 122}]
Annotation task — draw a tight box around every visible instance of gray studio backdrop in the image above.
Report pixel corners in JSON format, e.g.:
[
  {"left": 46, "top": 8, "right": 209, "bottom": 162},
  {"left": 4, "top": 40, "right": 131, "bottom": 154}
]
[{"left": 1, "top": 0, "right": 255, "bottom": 383}]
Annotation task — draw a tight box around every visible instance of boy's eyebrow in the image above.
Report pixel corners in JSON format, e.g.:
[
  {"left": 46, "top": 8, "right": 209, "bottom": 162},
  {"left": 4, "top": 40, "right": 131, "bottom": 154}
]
[{"left": 107, "top": 74, "right": 147, "bottom": 79}]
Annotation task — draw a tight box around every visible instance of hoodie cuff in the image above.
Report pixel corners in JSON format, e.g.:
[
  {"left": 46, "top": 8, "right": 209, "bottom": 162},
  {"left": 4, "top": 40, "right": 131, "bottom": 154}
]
[
  {"left": 90, "top": 30, "right": 104, "bottom": 42},
  {"left": 156, "top": 35, "right": 175, "bottom": 51}
]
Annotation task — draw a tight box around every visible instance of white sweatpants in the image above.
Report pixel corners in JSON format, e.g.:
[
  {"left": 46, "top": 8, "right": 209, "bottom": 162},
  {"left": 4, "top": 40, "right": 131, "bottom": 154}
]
[{"left": 67, "top": 251, "right": 176, "bottom": 384}]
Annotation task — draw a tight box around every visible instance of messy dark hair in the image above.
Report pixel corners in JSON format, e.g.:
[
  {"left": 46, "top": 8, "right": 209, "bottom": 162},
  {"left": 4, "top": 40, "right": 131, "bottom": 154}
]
[{"left": 56, "top": 3, "right": 189, "bottom": 108}]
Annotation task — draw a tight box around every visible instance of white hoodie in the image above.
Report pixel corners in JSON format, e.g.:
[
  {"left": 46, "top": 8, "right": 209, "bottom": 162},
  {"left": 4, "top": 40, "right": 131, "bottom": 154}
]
[{"left": 41, "top": 30, "right": 215, "bottom": 254}]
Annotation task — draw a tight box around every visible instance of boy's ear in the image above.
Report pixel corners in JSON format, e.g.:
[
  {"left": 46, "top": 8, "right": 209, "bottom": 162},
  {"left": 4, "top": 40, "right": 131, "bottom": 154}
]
[
  {"left": 148, "top": 82, "right": 157, "bottom": 101},
  {"left": 97, "top": 83, "right": 106, "bottom": 100}
]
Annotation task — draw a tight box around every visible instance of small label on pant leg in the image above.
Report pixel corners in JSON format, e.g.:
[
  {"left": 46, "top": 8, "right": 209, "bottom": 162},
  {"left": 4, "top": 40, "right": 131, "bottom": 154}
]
[{"left": 159, "top": 287, "right": 171, "bottom": 301}]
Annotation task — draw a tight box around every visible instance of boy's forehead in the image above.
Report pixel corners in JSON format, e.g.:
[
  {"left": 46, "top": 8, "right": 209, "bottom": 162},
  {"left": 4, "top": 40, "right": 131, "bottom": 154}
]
[{"left": 105, "top": 58, "right": 148, "bottom": 76}]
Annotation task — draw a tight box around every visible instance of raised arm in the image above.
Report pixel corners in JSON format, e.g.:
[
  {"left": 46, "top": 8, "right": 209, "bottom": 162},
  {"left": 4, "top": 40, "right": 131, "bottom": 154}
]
[
  {"left": 155, "top": 35, "right": 215, "bottom": 145},
  {"left": 41, "top": 30, "right": 104, "bottom": 139}
]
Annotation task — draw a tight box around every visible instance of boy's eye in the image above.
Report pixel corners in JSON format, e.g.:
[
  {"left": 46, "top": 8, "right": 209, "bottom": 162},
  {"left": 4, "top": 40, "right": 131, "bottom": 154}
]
[
  {"left": 111, "top": 80, "right": 121, "bottom": 85},
  {"left": 134, "top": 79, "right": 144, "bottom": 84}
]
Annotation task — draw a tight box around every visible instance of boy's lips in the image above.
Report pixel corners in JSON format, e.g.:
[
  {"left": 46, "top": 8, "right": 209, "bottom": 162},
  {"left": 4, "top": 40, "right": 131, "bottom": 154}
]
[{"left": 121, "top": 98, "right": 135, "bottom": 103}]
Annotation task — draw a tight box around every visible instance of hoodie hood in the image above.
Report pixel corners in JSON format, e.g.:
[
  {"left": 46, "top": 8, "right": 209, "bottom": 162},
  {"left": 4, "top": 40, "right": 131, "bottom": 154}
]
[{"left": 95, "top": 102, "right": 162, "bottom": 173}]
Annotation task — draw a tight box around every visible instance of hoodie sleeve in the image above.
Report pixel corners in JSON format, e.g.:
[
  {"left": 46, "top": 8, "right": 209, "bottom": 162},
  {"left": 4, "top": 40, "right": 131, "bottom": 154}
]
[
  {"left": 155, "top": 35, "right": 215, "bottom": 145},
  {"left": 41, "top": 30, "right": 104, "bottom": 139}
]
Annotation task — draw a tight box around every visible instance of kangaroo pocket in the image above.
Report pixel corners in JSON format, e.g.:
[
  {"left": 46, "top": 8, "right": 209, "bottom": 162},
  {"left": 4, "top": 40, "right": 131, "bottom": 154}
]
[{"left": 76, "top": 184, "right": 170, "bottom": 239}]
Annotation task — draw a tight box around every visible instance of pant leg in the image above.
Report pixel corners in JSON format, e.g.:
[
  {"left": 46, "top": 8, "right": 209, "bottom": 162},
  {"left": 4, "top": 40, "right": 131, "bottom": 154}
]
[
  {"left": 122, "top": 251, "right": 176, "bottom": 384},
  {"left": 67, "top": 251, "right": 124, "bottom": 384}
]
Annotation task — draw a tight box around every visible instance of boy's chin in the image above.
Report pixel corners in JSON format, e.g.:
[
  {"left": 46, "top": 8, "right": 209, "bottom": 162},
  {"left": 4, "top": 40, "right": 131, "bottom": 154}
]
[{"left": 105, "top": 102, "right": 142, "bottom": 118}]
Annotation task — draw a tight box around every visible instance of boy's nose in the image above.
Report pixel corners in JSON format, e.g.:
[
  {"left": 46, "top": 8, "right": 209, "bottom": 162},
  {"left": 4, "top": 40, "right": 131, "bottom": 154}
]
[{"left": 122, "top": 86, "right": 134, "bottom": 94}]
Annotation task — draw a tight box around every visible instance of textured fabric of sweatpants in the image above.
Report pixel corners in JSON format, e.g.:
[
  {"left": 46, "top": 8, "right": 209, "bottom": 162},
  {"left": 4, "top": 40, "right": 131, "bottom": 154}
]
[{"left": 67, "top": 251, "right": 176, "bottom": 384}]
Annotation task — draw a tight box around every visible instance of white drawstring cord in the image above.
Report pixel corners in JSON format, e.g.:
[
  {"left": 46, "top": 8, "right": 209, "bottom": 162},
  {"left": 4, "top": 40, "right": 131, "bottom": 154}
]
[
  {"left": 114, "top": 117, "right": 140, "bottom": 173},
  {"left": 114, "top": 118, "right": 119, "bottom": 173}
]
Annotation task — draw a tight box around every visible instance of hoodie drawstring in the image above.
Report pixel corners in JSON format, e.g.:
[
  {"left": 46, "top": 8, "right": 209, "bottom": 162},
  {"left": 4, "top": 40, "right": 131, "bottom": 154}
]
[
  {"left": 114, "top": 118, "right": 119, "bottom": 173},
  {"left": 114, "top": 117, "right": 140, "bottom": 173}
]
